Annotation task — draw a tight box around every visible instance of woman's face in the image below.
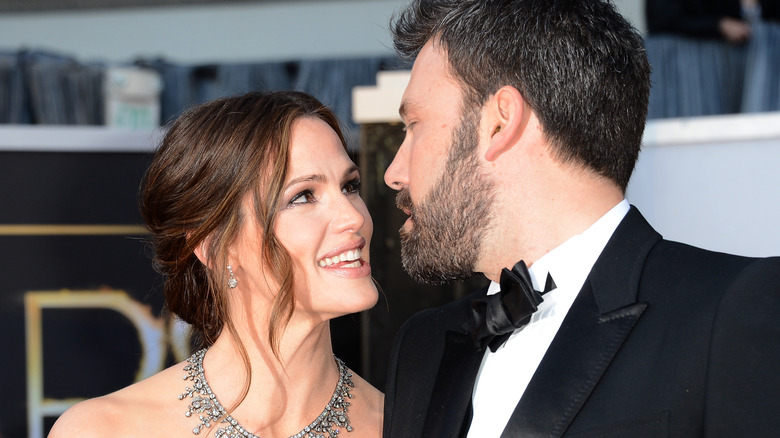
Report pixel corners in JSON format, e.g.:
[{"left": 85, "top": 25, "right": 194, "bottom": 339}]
[{"left": 234, "top": 116, "right": 377, "bottom": 322}]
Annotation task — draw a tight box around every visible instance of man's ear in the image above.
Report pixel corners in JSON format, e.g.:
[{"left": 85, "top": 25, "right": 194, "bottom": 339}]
[{"left": 485, "top": 85, "right": 527, "bottom": 162}]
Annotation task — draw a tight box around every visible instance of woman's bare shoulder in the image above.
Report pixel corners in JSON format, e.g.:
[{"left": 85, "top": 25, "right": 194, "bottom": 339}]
[
  {"left": 349, "top": 371, "right": 384, "bottom": 437},
  {"left": 48, "top": 394, "right": 123, "bottom": 438},
  {"left": 48, "top": 360, "right": 189, "bottom": 438}
]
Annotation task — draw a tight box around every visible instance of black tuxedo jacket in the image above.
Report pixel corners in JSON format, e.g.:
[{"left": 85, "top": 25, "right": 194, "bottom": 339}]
[{"left": 383, "top": 207, "right": 780, "bottom": 437}]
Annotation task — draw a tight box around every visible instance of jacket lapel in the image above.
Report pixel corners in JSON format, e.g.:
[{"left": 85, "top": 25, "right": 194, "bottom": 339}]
[
  {"left": 500, "top": 282, "right": 647, "bottom": 437},
  {"left": 501, "top": 206, "right": 660, "bottom": 437},
  {"left": 422, "top": 329, "right": 486, "bottom": 437}
]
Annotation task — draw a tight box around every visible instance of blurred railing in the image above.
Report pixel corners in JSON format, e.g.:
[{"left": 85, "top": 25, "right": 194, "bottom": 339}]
[
  {"left": 0, "top": 51, "right": 406, "bottom": 150},
  {"left": 2, "top": 20, "right": 777, "bottom": 131}
]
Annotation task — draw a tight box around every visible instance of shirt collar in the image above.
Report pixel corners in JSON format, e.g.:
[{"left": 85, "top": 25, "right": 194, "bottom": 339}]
[{"left": 487, "top": 200, "right": 630, "bottom": 296}]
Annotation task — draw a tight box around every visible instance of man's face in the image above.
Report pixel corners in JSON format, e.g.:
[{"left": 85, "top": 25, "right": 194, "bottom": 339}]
[{"left": 384, "top": 41, "right": 495, "bottom": 284}]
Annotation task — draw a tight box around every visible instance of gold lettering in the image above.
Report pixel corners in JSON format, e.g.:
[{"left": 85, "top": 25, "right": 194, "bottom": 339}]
[{"left": 25, "top": 290, "right": 189, "bottom": 438}]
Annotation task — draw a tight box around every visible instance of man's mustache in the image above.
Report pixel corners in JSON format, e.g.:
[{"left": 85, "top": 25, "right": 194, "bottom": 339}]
[{"left": 396, "top": 188, "right": 415, "bottom": 215}]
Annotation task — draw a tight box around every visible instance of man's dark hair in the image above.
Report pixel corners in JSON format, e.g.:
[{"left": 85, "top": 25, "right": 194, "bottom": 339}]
[{"left": 392, "top": 0, "right": 651, "bottom": 191}]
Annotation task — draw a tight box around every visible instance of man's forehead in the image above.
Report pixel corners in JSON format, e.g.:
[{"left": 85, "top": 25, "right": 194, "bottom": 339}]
[{"left": 399, "top": 55, "right": 459, "bottom": 118}]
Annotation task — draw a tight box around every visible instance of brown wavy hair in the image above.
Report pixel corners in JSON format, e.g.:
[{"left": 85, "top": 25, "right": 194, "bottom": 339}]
[{"left": 140, "top": 91, "right": 347, "bottom": 359}]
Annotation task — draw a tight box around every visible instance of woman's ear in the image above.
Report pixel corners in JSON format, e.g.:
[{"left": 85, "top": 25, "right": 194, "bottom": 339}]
[
  {"left": 193, "top": 236, "right": 234, "bottom": 269},
  {"left": 193, "top": 238, "right": 210, "bottom": 268},
  {"left": 485, "top": 85, "right": 527, "bottom": 162}
]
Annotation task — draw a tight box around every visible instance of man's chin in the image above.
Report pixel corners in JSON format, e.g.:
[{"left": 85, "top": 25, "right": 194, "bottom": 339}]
[
  {"left": 400, "top": 247, "right": 476, "bottom": 285},
  {"left": 405, "top": 266, "right": 476, "bottom": 286}
]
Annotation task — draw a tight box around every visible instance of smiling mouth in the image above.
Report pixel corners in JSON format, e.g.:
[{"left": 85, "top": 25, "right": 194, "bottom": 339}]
[{"left": 318, "top": 248, "right": 363, "bottom": 268}]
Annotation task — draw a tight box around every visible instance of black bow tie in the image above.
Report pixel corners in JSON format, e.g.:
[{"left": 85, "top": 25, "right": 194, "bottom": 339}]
[{"left": 469, "top": 261, "right": 556, "bottom": 352}]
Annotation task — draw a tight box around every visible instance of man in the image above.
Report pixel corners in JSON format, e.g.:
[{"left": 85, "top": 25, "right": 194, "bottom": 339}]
[{"left": 382, "top": 0, "right": 780, "bottom": 436}]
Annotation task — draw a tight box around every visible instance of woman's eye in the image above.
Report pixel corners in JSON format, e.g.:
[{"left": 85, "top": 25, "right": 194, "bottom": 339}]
[
  {"left": 289, "top": 190, "right": 316, "bottom": 205},
  {"left": 342, "top": 178, "right": 361, "bottom": 195}
]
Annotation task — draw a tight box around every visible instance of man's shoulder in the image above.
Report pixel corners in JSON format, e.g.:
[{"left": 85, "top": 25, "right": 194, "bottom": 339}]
[
  {"left": 638, "top": 238, "right": 780, "bottom": 310},
  {"left": 623, "top": 206, "right": 778, "bottom": 271},
  {"left": 648, "top": 238, "right": 778, "bottom": 276},
  {"left": 398, "top": 287, "right": 487, "bottom": 335}
]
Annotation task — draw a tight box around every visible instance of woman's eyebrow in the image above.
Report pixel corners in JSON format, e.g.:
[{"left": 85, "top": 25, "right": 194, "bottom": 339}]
[{"left": 284, "top": 174, "right": 325, "bottom": 190}]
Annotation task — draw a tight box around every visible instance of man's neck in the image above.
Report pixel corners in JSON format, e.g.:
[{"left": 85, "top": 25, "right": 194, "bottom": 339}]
[{"left": 478, "top": 163, "right": 624, "bottom": 283}]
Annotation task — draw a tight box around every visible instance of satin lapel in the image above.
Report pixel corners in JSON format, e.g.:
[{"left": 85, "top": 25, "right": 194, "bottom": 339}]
[
  {"left": 500, "top": 282, "right": 647, "bottom": 438},
  {"left": 488, "top": 206, "right": 659, "bottom": 437},
  {"left": 422, "top": 329, "right": 486, "bottom": 438},
  {"left": 500, "top": 206, "right": 660, "bottom": 437}
]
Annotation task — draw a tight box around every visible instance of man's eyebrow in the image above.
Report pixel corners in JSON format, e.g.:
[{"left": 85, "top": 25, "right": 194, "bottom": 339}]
[{"left": 399, "top": 100, "right": 421, "bottom": 121}]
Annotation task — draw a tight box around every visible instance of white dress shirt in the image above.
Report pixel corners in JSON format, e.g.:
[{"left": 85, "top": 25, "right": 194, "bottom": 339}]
[{"left": 467, "top": 200, "right": 630, "bottom": 438}]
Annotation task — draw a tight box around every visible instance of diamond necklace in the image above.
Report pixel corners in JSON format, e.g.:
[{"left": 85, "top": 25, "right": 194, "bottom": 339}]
[{"left": 179, "top": 348, "right": 354, "bottom": 438}]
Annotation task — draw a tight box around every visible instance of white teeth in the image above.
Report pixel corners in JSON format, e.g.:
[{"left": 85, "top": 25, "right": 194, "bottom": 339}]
[{"left": 318, "top": 248, "right": 362, "bottom": 267}]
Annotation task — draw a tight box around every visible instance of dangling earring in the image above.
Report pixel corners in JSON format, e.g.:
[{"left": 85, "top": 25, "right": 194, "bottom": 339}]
[{"left": 227, "top": 265, "right": 238, "bottom": 289}]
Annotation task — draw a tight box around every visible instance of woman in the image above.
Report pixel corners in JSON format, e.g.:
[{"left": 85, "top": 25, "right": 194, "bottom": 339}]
[{"left": 49, "top": 91, "right": 383, "bottom": 437}]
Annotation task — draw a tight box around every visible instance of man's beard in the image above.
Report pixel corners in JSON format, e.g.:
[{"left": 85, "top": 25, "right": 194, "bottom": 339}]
[{"left": 396, "top": 108, "right": 496, "bottom": 284}]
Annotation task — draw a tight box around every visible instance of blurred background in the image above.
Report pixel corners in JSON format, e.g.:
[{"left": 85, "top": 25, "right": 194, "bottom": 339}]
[{"left": 1, "top": 1, "right": 778, "bottom": 437}]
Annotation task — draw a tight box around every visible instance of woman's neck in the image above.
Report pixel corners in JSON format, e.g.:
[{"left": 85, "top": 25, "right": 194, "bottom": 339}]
[{"left": 202, "top": 319, "right": 340, "bottom": 436}]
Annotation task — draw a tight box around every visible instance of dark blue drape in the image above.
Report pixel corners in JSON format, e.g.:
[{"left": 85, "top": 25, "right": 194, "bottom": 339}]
[
  {"left": 742, "top": 21, "right": 780, "bottom": 112},
  {"left": 646, "top": 21, "right": 780, "bottom": 119}
]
